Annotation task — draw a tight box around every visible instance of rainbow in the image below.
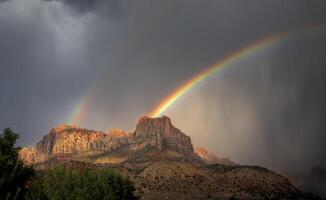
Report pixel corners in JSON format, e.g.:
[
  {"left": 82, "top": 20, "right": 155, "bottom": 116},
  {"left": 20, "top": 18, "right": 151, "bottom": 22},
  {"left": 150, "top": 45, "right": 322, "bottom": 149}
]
[
  {"left": 67, "top": 22, "right": 326, "bottom": 124},
  {"left": 149, "top": 23, "right": 326, "bottom": 117},
  {"left": 67, "top": 94, "right": 90, "bottom": 125}
]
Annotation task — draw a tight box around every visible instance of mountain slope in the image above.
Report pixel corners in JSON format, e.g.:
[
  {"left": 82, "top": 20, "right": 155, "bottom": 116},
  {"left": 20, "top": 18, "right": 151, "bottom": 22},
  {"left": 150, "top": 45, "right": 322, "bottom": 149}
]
[{"left": 20, "top": 116, "right": 304, "bottom": 199}]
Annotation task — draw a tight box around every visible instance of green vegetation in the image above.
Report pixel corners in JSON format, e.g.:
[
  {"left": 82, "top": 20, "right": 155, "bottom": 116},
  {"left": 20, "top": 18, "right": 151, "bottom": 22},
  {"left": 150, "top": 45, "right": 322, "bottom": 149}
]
[
  {"left": 205, "top": 163, "right": 270, "bottom": 174},
  {"left": 0, "top": 128, "right": 35, "bottom": 200},
  {"left": 0, "top": 128, "right": 137, "bottom": 200},
  {"left": 25, "top": 167, "right": 138, "bottom": 200}
]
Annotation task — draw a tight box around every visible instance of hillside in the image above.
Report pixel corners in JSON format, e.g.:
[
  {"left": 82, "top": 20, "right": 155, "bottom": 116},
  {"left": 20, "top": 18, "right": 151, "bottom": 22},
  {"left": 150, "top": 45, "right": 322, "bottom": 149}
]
[{"left": 20, "top": 116, "right": 306, "bottom": 199}]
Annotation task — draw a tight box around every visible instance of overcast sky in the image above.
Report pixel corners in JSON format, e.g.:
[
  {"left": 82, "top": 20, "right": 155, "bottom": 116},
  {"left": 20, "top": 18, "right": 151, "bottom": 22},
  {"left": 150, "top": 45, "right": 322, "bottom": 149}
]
[{"left": 1, "top": 0, "right": 326, "bottom": 174}]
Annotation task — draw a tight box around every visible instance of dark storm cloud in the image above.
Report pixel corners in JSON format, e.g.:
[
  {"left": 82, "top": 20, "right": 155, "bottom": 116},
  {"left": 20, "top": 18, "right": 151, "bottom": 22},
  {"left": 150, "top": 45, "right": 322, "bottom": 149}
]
[
  {"left": 44, "top": 0, "right": 98, "bottom": 13},
  {"left": 0, "top": 0, "right": 97, "bottom": 144},
  {"left": 43, "top": 0, "right": 122, "bottom": 17},
  {"left": 1, "top": 0, "right": 326, "bottom": 174}
]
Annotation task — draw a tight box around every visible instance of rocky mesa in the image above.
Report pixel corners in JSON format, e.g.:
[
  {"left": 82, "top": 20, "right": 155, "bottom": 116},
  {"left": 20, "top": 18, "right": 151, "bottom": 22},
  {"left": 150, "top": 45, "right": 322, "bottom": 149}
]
[
  {"left": 20, "top": 116, "right": 304, "bottom": 199},
  {"left": 20, "top": 116, "right": 199, "bottom": 165}
]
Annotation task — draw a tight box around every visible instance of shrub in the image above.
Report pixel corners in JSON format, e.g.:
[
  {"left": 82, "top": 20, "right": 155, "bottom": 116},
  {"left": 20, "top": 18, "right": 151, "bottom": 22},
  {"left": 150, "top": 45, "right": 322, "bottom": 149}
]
[
  {"left": 0, "top": 128, "right": 35, "bottom": 200},
  {"left": 25, "top": 166, "right": 138, "bottom": 200}
]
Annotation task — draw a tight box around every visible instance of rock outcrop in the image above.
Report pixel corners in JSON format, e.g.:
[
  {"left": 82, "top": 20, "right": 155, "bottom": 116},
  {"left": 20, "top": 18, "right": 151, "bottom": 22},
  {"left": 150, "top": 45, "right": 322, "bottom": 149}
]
[
  {"left": 133, "top": 116, "right": 194, "bottom": 160},
  {"left": 20, "top": 125, "right": 132, "bottom": 164},
  {"left": 19, "top": 146, "right": 45, "bottom": 164},
  {"left": 20, "top": 116, "right": 195, "bottom": 164},
  {"left": 19, "top": 116, "right": 302, "bottom": 199},
  {"left": 35, "top": 125, "right": 107, "bottom": 155},
  {"left": 195, "top": 147, "right": 235, "bottom": 166}
]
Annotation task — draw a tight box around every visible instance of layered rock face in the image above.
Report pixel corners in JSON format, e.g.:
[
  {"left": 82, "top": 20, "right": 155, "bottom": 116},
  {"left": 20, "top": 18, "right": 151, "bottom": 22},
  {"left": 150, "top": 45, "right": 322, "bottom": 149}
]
[
  {"left": 133, "top": 116, "right": 194, "bottom": 159},
  {"left": 35, "top": 125, "right": 107, "bottom": 155},
  {"left": 19, "top": 146, "right": 45, "bottom": 164},
  {"left": 20, "top": 116, "right": 195, "bottom": 164},
  {"left": 21, "top": 125, "right": 105, "bottom": 164},
  {"left": 20, "top": 125, "right": 130, "bottom": 164}
]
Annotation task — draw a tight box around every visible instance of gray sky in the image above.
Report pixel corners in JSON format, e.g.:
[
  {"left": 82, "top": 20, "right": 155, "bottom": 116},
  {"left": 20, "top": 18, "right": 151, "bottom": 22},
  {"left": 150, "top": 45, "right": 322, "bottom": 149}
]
[{"left": 0, "top": 0, "right": 326, "bottom": 174}]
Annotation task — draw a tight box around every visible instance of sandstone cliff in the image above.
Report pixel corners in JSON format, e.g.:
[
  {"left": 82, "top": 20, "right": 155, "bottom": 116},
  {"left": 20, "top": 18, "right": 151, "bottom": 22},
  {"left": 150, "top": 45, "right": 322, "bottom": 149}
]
[
  {"left": 19, "top": 116, "right": 302, "bottom": 199},
  {"left": 20, "top": 116, "right": 195, "bottom": 164},
  {"left": 35, "top": 125, "right": 107, "bottom": 155},
  {"left": 133, "top": 116, "right": 194, "bottom": 159}
]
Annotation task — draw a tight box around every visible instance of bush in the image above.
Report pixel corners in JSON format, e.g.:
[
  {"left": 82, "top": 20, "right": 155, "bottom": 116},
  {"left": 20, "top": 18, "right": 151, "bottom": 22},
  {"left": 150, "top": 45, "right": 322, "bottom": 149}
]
[
  {"left": 25, "top": 166, "right": 138, "bottom": 200},
  {"left": 0, "top": 128, "right": 35, "bottom": 200}
]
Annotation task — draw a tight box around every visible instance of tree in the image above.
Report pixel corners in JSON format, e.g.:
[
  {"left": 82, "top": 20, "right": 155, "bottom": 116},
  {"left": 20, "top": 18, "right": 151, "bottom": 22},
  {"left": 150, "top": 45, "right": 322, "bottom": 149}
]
[
  {"left": 26, "top": 166, "right": 138, "bottom": 200},
  {"left": 0, "top": 128, "right": 35, "bottom": 200}
]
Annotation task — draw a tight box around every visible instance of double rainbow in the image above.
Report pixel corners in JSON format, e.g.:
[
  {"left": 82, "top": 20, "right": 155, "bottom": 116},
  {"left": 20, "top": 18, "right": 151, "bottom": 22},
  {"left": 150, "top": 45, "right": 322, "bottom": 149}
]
[{"left": 67, "top": 22, "right": 326, "bottom": 124}]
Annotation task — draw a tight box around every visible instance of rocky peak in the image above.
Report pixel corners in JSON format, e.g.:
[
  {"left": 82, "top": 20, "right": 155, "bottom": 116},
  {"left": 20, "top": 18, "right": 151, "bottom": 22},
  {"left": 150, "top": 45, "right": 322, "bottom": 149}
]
[
  {"left": 134, "top": 116, "right": 172, "bottom": 137},
  {"left": 49, "top": 124, "right": 102, "bottom": 135},
  {"left": 35, "top": 124, "right": 106, "bottom": 156},
  {"left": 133, "top": 116, "right": 194, "bottom": 159},
  {"left": 20, "top": 116, "right": 195, "bottom": 164},
  {"left": 50, "top": 124, "right": 79, "bottom": 133},
  {"left": 195, "top": 147, "right": 235, "bottom": 166},
  {"left": 195, "top": 147, "right": 215, "bottom": 161}
]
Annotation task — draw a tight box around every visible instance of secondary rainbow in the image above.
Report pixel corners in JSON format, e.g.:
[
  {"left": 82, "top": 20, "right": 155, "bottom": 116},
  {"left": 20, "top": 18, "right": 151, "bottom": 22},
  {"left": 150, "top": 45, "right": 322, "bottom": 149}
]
[
  {"left": 149, "top": 23, "right": 326, "bottom": 117},
  {"left": 67, "top": 94, "right": 90, "bottom": 125},
  {"left": 67, "top": 22, "right": 326, "bottom": 124}
]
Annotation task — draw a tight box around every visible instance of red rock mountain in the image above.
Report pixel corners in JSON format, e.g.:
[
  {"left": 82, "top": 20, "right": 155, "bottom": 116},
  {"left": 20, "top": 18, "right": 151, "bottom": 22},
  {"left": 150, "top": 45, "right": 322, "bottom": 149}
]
[
  {"left": 20, "top": 116, "right": 198, "bottom": 165},
  {"left": 19, "top": 116, "right": 302, "bottom": 199},
  {"left": 133, "top": 116, "right": 193, "bottom": 159},
  {"left": 20, "top": 125, "right": 129, "bottom": 164},
  {"left": 195, "top": 147, "right": 236, "bottom": 166}
]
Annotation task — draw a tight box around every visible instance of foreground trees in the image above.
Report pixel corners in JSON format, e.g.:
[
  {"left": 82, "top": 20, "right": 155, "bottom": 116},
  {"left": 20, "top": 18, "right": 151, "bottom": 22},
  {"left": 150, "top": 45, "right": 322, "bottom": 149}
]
[
  {"left": 25, "top": 167, "right": 138, "bottom": 200},
  {"left": 0, "top": 128, "right": 35, "bottom": 200},
  {"left": 0, "top": 128, "right": 137, "bottom": 200}
]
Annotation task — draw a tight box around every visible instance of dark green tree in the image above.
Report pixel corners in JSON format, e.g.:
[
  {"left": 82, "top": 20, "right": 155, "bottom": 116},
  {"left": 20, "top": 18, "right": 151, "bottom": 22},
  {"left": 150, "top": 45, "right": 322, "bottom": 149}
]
[
  {"left": 24, "top": 173, "right": 48, "bottom": 200},
  {"left": 0, "top": 128, "right": 35, "bottom": 200},
  {"left": 26, "top": 166, "right": 138, "bottom": 200}
]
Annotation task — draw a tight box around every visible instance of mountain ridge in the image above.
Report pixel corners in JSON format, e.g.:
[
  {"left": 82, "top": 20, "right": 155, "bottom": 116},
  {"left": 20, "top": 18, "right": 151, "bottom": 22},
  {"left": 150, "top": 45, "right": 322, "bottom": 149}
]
[
  {"left": 20, "top": 116, "right": 215, "bottom": 166},
  {"left": 19, "top": 116, "right": 306, "bottom": 199}
]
